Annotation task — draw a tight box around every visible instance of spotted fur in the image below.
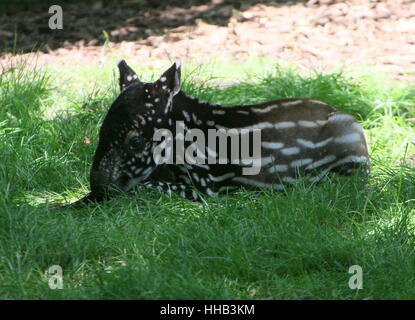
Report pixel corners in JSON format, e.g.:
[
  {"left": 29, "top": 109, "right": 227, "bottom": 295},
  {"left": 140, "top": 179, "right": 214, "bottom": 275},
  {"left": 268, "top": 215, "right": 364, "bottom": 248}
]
[{"left": 72, "top": 60, "right": 370, "bottom": 205}]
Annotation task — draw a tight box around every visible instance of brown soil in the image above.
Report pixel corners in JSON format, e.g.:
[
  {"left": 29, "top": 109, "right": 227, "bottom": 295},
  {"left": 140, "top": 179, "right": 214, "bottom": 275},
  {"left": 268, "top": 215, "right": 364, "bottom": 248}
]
[{"left": 1, "top": 0, "right": 414, "bottom": 80}]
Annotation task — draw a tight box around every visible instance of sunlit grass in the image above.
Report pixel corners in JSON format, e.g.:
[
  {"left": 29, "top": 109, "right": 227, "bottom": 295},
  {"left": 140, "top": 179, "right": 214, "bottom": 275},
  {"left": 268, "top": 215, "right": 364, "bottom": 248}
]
[{"left": 0, "top": 57, "right": 414, "bottom": 299}]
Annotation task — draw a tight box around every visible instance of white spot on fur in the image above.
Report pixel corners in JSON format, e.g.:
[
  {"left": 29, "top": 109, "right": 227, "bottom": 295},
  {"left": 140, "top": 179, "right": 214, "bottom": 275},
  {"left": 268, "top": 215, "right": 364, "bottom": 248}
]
[
  {"left": 206, "top": 188, "right": 215, "bottom": 195},
  {"left": 274, "top": 122, "right": 296, "bottom": 129},
  {"left": 282, "top": 176, "right": 297, "bottom": 183},
  {"left": 192, "top": 113, "right": 202, "bottom": 125},
  {"left": 193, "top": 163, "right": 210, "bottom": 170},
  {"left": 281, "top": 147, "right": 300, "bottom": 155},
  {"left": 298, "top": 120, "right": 318, "bottom": 128},
  {"left": 251, "top": 104, "right": 279, "bottom": 113},
  {"left": 306, "top": 155, "right": 337, "bottom": 170},
  {"left": 281, "top": 100, "right": 302, "bottom": 107},
  {"left": 297, "top": 138, "right": 333, "bottom": 149},
  {"left": 290, "top": 158, "right": 313, "bottom": 168},
  {"left": 309, "top": 155, "right": 368, "bottom": 182},
  {"left": 334, "top": 133, "right": 361, "bottom": 144},
  {"left": 182, "top": 111, "right": 191, "bottom": 122},
  {"left": 192, "top": 172, "right": 200, "bottom": 182},
  {"left": 268, "top": 164, "right": 288, "bottom": 173},
  {"left": 262, "top": 142, "right": 284, "bottom": 150},
  {"left": 261, "top": 156, "right": 276, "bottom": 166},
  {"left": 329, "top": 113, "right": 354, "bottom": 122}
]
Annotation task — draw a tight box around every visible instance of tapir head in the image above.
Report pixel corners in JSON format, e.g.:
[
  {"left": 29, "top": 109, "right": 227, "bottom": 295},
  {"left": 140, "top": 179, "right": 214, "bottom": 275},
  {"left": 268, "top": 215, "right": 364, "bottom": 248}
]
[{"left": 72, "top": 60, "right": 182, "bottom": 205}]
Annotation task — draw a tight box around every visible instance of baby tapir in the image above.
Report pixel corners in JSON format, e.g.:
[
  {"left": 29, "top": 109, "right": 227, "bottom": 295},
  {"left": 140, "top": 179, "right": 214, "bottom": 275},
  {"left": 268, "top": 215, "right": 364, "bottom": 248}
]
[{"left": 71, "top": 60, "right": 369, "bottom": 205}]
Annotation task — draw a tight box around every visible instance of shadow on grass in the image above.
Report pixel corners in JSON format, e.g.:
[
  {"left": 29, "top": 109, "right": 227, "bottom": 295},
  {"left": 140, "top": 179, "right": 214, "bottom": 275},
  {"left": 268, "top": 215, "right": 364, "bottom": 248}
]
[{"left": 1, "top": 0, "right": 310, "bottom": 55}]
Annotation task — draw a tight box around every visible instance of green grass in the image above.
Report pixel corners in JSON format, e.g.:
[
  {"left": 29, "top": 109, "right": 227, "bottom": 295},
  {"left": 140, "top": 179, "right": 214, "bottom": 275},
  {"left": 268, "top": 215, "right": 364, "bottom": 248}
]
[{"left": 0, "top": 57, "right": 414, "bottom": 299}]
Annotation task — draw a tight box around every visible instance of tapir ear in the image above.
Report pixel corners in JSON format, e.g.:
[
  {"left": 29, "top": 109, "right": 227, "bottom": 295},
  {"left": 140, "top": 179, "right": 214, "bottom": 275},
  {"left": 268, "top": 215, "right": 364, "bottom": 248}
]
[
  {"left": 157, "top": 61, "right": 181, "bottom": 96},
  {"left": 117, "top": 60, "right": 140, "bottom": 92}
]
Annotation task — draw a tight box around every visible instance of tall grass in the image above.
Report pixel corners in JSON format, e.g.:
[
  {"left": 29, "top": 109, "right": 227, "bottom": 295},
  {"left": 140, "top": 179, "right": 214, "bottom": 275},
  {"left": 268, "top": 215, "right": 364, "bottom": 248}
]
[{"left": 0, "top": 59, "right": 414, "bottom": 299}]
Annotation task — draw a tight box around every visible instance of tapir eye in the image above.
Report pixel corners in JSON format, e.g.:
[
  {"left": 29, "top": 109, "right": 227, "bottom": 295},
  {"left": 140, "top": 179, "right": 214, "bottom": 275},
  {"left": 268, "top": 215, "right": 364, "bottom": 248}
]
[{"left": 129, "top": 137, "right": 145, "bottom": 150}]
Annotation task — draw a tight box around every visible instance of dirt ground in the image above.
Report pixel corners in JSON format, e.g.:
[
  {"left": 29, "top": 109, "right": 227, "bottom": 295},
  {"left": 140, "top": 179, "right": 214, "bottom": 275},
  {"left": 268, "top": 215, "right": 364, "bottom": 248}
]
[{"left": 1, "top": 0, "right": 414, "bottom": 80}]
